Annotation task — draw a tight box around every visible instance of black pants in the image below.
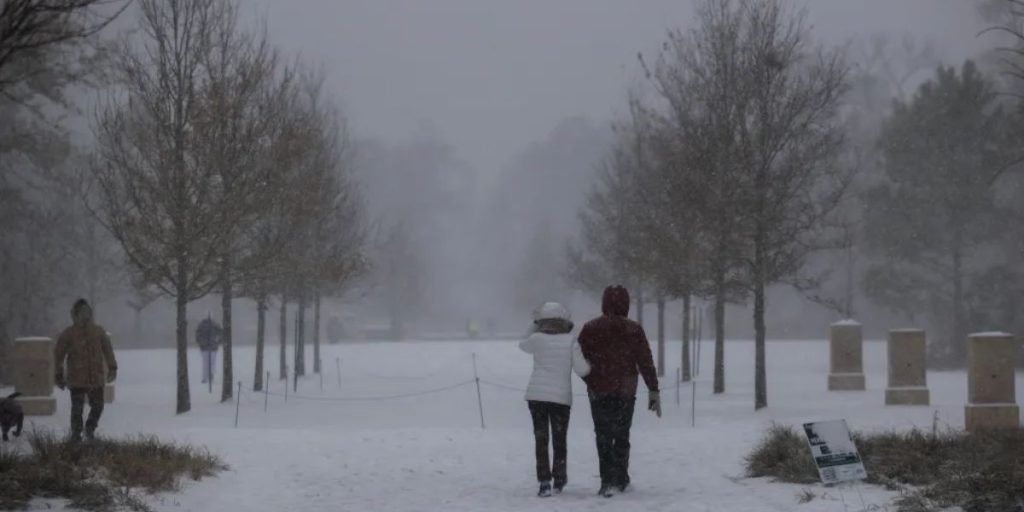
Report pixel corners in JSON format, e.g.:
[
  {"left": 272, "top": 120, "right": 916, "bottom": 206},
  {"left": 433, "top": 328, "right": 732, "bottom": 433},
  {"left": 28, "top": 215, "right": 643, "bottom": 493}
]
[
  {"left": 589, "top": 394, "right": 636, "bottom": 488},
  {"left": 70, "top": 387, "right": 105, "bottom": 436},
  {"left": 528, "top": 401, "right": 570, "bottom": 485}
]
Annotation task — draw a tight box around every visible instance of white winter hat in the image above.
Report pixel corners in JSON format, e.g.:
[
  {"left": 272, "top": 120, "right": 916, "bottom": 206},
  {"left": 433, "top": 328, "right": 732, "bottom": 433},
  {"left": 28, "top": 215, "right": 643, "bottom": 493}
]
[{"left": 533, "top": 302, "right": 571, "bottom": 322}]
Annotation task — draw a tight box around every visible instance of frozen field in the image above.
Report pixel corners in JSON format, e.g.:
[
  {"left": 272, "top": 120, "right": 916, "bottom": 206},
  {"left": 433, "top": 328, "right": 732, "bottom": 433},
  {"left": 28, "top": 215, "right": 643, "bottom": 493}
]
[{"left": 6, "top": 338, "right": 1023, "bottom": 512}]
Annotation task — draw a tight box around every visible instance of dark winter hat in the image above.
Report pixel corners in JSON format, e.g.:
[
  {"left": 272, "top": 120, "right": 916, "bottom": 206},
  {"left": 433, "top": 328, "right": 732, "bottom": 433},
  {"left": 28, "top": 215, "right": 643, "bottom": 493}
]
[
  {"left": 71, "top": 298, "right": 92, "bottom": 319},
  {"left": 601, "top": 285, "right": 630, "bottom": 317}
]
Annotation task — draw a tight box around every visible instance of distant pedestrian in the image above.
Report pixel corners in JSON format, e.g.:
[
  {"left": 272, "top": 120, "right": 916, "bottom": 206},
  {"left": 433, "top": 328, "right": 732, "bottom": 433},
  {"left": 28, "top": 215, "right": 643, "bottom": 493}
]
[
  {"left": 195, "top": 313, "right": 222, "bottom": 385},
  {"left": 54, "top": 299, "right": 117, "bottom": 441},
  {"left": 578, "top": 285, "right": 660, "bottom": 497},
  {"left": 519, "top": 302, "right": 590, "bottom": 497}
]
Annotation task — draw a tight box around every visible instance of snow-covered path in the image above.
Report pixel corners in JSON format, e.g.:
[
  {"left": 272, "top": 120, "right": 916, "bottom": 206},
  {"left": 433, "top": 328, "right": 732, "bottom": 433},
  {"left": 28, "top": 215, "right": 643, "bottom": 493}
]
[{"left": 8, "top": 338, "right": 1023, "bottom": 511}]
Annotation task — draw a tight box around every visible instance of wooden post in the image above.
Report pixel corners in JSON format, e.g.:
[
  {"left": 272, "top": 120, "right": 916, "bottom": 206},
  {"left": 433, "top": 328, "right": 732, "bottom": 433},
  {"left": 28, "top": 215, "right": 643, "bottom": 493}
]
[
  {"left": 234, "top": 381, "right": 242, "bottom": 428},
  {"left": 675, "top": 368, "right": 681, "bottom": 406},
  {"left": 691, "top": 379, "right": 697, "bottom": 427},
  {"left": 656, "top": 299, "right": 666, "bottom": 377},
  {"left": 473, "top": 353, "right": 485, "bottom": 429}
]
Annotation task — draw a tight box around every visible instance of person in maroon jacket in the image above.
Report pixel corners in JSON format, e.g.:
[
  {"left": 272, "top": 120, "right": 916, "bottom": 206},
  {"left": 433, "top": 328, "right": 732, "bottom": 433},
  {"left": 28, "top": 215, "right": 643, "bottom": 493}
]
[{"left": 577, "top": 285, "right": 661, "bottom": 497}]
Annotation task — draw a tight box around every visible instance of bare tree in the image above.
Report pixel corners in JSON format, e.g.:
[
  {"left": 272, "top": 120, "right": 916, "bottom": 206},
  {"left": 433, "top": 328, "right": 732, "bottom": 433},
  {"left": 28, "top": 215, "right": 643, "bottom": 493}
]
[
  {"left": 189, "top": 3, "right": 293, "bottom": 402},
  {"left": 642, "top": 6, "right": 751, "bottom": 395},
  {"left": 566, "top": 125, "right": 656, "bottom": 305},
  {"left": 89, "top": 0, "right": 240, "bottom": 414},
  {"left": 723, "top": 0, "right": 849, "bottom": 410},
  {"left": 300, "top": 100, "right": 368, "bottom": 373},
  {"left": 0, "top": 0, "right": 127, "bottom": 94},
  {"left": 642, "top": 1, "right": 849, "bottom": 408}
]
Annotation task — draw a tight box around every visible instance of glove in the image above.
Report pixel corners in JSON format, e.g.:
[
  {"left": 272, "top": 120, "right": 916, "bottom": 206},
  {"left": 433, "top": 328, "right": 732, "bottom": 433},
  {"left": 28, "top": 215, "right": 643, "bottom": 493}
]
[
  {"left": 55, "top": 373, "right": 67, "bottom": 390},
  {"left": 107, "top": 367, "right": 117, "bottom": 384},
  {"left": 648, "top": 391, "right": 662, "bottom": 418}
]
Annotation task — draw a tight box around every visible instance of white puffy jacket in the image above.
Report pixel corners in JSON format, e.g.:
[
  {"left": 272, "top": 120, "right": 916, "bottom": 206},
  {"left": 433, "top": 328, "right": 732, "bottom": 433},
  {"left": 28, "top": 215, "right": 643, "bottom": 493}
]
[{"left": 519, "top": 333, "right": 591, "bottom": 406}]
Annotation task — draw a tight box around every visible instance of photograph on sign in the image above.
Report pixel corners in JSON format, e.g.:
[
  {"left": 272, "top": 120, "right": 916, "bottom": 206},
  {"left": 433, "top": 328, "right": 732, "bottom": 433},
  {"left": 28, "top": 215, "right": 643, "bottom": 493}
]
[{"left": 802, "top": 420, "right": 867, "bottom": 484}]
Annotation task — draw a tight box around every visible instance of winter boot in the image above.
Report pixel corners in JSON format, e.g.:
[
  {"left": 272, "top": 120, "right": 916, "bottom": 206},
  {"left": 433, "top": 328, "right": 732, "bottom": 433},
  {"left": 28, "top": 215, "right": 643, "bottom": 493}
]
[
  {"left": 538, "top": 482, "right": 552, "bottom": 498},
  {"left": 553, "top": 480, "right": 566, "bottom": 494},
  {"left": 598, "top": 485, "right": 615, "bottom": 498}
]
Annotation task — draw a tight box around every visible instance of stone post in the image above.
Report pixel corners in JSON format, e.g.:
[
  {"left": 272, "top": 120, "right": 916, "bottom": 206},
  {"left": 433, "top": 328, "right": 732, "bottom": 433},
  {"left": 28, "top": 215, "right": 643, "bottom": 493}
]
[
  {"left": 828, "top": 320, "right": 865, "bottom": 391},
  {"left": 12, "top": 337, "right": 57, "bottom": 415},
  {"left": 965, "top": 332, "right": 1020, "bottom": 431},
  {"left": 885, "top": 329, "right": 929, "bottom": 405}
]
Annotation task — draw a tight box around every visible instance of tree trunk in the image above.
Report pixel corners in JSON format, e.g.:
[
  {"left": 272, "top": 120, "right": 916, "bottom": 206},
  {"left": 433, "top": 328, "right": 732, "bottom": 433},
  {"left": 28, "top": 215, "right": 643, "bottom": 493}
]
[
  {"left": 713, "top": 273, "right": 726, "bottom": 394},
  {"left": 656, "top": 298, "right": 665, "bottom": 377},
  {"left": 753, "top": 270, "right": 767, "bottom": 410},
  {"left": 952, "top": 242, "right": 965, "bottom": 364},
  {"left": 279, "top": 296, "right": 287, "bottom": 380},
  {"left": 313, "top": 292, "right": 322, "bottom": 374},
  {"left": 175, "top": 278, "right": 191, "bottom": 414},
  {"left": 636, "top": 288, "right": 644, "bottom": 327},
  {"left": 682, "top": 293, "right": 692, "bottom": 382},
  {"left": 254, "top": 296, "right": 266, "bottom": 392},
  {"left": 295, "top": 292, "right": 306, "bottom": 377},
  {"left": 220, "top": 258, "right": 233, "bottom": 402}
]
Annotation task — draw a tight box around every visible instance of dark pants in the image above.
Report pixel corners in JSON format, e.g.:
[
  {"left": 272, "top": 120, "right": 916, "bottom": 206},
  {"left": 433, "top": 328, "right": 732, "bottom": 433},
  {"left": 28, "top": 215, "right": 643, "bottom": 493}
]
[
  {"left": 528, "top": 401, "right": 570, "bottom": 485},
  {"left": 589, "top": 394, "right": 636, "bottom": 488},
  {"left": 70, "top": 387, "right": 105, "bottom": 436}
]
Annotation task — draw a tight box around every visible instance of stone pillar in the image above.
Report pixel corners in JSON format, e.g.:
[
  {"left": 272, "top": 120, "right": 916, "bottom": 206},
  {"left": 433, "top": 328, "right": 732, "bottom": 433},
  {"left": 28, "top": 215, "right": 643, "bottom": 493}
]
[
  {"left": 828, "top": 320, "right": 865, "bottom": 391},
  {"left": 966, "top": 332, "right": 1020, "bottom": 432},
  {"left": 12, "top": 337, "right": 57, "bottom": 416},
  {"left": 885, "top": 329, "right": 929, "bottom": 405}
]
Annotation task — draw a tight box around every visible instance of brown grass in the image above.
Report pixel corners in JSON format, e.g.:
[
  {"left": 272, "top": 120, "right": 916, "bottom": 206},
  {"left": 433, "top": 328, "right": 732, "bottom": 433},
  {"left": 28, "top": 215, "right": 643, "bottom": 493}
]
[
  {"left": 744, "top": 425, "right": 1024, "bottom": 512},
  {"left": 0, "top": 430, "right": 227, "bottom": 511}
]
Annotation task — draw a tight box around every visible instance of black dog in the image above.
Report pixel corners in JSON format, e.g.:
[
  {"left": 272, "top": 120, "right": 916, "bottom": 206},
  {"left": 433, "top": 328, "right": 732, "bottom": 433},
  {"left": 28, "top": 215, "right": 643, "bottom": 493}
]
[{"left": 0, "top": 392, "right": 24, "bottom": 441}]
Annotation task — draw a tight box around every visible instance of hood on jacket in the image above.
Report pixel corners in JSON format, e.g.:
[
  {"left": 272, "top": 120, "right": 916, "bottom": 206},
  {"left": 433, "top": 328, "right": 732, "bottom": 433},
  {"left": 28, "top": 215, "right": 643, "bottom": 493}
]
[
  {"left": 601, "top": 285, "right": 630, "bottom": 317},
  {"left": 533, "top": 302, "right": 573, "bottom": 334},
  {"left": 533, "top": 302, "right": 571, "bottom": 322},
  {"left": 71, "top": 298, "right": 93, "bottom": 324}
]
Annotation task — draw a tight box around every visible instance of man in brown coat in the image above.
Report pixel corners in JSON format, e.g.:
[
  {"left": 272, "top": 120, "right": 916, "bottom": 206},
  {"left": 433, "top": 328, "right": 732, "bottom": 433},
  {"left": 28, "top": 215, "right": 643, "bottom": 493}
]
[
  {"left": 577, "top": 285, "right": 660, "bottom": 497},
  {"left": 55, "top": 299, "right": 117, "bottom": 441}
]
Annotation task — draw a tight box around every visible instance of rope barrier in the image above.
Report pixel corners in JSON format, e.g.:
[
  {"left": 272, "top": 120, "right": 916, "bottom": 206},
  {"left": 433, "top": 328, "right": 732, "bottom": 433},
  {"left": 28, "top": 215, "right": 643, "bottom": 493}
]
[
  {"left": 262, "top": 379, "right": 477, "bottom": 402},
  {"left": 479, "top": 379, "right": 591, "bottom": 398},
  {"left": 338, "top": 356, "right": 468, "bottom": 381}
]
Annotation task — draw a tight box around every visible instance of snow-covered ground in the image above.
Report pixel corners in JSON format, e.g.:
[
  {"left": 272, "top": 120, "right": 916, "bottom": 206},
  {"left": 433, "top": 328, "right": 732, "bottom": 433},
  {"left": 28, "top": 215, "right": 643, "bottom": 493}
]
[{"left": 7, "top": 338, "right": 1023, "bottom": 511}]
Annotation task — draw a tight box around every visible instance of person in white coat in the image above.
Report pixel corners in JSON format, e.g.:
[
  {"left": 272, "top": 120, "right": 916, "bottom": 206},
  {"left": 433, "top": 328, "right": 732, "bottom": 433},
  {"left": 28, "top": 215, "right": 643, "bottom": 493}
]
[{"left": 519, "top": 302, "right": 591, "bottom": 497}]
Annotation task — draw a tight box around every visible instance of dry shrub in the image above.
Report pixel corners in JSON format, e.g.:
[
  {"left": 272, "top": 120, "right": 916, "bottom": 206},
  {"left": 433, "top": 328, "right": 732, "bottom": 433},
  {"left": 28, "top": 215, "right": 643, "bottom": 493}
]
[
  {"left": 745, "top": 425, "right": 1024, "bottom": 512},
  {"left": 0, "top": 430, "right": 227, "bottom": 511},
  {"left": 744, "top": 424, "right": 818, "bottom": 484}
]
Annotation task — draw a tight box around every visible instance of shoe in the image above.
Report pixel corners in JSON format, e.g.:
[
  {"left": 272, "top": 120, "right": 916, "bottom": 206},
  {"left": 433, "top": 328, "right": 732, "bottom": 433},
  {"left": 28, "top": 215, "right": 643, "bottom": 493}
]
[
  {"left": 616, "top": 483, "right": 630, "bottom": 493},
  {"left": 69, "top": 432, "right": 83, "bottom": 443},
  {"left": 598, "top": 485, "right": 615, "bottom": 498},
  {"left": 84, "top": 430, "right": 96, "bottom": 441},
  {"left": 538, "top": 482, "right": 552, "bottom": 498},
  {"left": 553, "top": 481, "right": 566, "bottom": 494}
]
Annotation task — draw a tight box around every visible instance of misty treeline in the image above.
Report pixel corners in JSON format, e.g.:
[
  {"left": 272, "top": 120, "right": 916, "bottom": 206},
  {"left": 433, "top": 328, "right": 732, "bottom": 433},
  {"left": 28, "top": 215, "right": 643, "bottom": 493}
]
[
  {"left": 0, "top": 0, "right": 128, "bottom": 390},
  {"left": 565, "top": 0, "right": 1024, "bottom": 410},
  {"left": 0, "top": 0, "right": 370, "bottom": 414}
]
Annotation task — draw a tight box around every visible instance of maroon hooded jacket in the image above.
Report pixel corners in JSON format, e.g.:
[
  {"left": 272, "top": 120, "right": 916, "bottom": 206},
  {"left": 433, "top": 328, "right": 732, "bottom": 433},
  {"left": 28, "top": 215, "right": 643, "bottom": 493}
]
[{"left": 578, "top": 286, "right": 659, "bottom": 397}]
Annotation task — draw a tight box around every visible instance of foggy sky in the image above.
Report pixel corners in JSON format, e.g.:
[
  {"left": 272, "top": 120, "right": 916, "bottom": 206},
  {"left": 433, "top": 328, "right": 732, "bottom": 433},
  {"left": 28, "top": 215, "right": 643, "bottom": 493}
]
[{"left": 257, "top": 0, "right": 988, "bottom": 175}]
